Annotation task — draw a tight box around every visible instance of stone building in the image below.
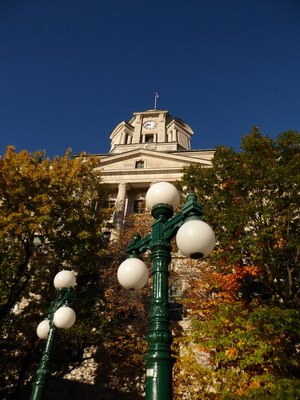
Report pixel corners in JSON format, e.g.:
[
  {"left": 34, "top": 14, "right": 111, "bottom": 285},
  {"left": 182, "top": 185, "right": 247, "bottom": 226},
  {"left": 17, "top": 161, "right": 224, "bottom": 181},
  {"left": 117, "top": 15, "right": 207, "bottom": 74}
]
[
  {"left": 93, "top": 107, "right": 216, "bottom": 316},
  {"left": 94, "top": 108, "right": 215, "bottom": 230}
]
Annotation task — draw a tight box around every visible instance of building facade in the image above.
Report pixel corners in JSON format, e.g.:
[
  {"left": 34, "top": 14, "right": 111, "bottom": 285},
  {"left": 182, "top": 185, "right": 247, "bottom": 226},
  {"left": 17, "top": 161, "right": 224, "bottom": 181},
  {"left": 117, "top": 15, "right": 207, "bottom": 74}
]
[{"left": 94, "top": 109, "right": 215, "bottom": 230}]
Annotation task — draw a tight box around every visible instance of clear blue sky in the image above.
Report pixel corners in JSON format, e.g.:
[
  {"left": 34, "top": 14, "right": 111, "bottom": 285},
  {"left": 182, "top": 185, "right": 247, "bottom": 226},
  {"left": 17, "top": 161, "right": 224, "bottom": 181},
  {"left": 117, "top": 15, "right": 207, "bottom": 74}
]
[{"left": 1, "top": 0, "right": 299, "bottom": 158}]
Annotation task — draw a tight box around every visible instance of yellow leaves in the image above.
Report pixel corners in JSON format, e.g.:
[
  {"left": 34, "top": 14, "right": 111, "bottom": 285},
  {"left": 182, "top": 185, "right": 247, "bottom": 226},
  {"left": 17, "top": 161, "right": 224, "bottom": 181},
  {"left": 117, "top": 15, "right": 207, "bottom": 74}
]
[
  {"left": 173, "top": 336, "right": 217, "bottom": 399},
  {"left": 245, "top": 323, "right": 253, "bottom": 331},
  {"left": 39, "top": 204, "right": 52, "bottom": 215},
  {"left": 105, "top": 333, "right": 147, "bottom": 376},
  {"left": 77, "top": 231, "right": 92, "bottom": 240},
  {"left": 1, "top": 145, "right": 109, "bottom": 263}
]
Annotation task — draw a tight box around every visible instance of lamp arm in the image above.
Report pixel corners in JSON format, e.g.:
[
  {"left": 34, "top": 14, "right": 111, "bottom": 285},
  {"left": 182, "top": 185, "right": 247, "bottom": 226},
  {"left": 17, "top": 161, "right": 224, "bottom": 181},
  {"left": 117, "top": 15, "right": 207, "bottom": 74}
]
[
  {"left": 126, "top": 233, "right": 153, "bottom": 256},
  {"left": 126, "top": 194, "right": 205, "bottom": 254},
  {"left": 47, "top": 287, "right": 75, "bottom": 318},
  {"left": 181, "top": 193, "right": 204, "bottom": 218},
  {"left": 163, "top": 194, "right": 205, "bottom": 241},
  {"left": 163, "top": 212, "right": 185, "bottom": 241}
]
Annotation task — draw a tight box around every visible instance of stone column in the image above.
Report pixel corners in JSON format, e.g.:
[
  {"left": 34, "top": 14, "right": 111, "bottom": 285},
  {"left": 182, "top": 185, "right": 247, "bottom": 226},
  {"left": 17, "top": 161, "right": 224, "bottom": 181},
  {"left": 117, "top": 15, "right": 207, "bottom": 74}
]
[
  {"left": 172, "top": 128, "right": 177, "bottom": 142},
  {"left": 113, "top": 182, "right": 128, "bottom": 232}
]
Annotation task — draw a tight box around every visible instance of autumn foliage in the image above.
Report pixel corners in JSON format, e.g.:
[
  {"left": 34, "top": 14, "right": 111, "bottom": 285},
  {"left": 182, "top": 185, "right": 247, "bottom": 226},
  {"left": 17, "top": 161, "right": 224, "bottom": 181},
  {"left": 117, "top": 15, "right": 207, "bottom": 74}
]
[
  {"left": 174, "top": 129, "right": 300, "bottom": 399},
  {"left": 0, "top": 147, "right": 111, "bottom": 398}
]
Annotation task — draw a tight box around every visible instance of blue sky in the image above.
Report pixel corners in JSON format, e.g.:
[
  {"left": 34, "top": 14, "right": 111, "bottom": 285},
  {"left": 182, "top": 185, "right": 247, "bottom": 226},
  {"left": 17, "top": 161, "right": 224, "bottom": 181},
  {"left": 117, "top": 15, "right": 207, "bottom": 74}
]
[{"left": 1, "top": 0, "right": 299, "bottom": 158}]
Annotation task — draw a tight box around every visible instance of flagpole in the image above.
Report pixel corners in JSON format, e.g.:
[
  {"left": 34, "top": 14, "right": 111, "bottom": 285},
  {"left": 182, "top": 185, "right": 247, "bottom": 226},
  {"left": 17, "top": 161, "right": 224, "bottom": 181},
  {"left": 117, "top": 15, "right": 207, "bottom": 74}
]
[{"left": 154, "top": 92, "right": 159, "bottom": 109}]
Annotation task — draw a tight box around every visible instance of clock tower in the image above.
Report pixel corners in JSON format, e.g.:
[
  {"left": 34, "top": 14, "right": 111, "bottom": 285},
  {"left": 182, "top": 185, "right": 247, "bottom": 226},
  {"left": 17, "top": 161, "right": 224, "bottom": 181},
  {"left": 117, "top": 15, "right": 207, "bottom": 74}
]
[
  {"left": 95, "top": 108, "right": 214, "bottom": 232},
  {"left": 109, "top": 109, "right": 194, "bottom": 153}
]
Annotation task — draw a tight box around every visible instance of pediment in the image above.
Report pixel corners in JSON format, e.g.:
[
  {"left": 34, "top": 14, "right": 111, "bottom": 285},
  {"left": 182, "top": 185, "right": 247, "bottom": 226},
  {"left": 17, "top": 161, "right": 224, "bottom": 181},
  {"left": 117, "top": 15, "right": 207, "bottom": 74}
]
[{"left": 95, "top": 148, "right": 212, "bottom": 172}]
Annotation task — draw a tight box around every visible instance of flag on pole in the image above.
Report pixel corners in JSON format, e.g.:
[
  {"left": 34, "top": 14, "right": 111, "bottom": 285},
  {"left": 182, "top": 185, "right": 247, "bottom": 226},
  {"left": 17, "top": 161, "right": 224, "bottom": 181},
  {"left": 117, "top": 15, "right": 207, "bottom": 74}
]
[{"left": 154, "top": 92, "right": 159, "bottom": 109}]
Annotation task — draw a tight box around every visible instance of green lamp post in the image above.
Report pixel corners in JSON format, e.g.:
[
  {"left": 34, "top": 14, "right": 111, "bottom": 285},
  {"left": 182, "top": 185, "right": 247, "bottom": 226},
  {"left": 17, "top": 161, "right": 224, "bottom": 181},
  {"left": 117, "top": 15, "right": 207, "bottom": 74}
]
[
  {"left": 30, "top": 270, "right": 76, "bottom": 400},
  {"left": 117, "top": 182, "right": 215, "bottom": 400}
]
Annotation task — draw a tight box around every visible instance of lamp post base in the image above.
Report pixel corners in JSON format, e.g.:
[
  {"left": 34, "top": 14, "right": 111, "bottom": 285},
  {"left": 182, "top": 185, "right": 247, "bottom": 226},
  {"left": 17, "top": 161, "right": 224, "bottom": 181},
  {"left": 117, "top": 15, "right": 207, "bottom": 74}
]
[{"left": 145, "top": 352, "right": 175, "bottom": 400}]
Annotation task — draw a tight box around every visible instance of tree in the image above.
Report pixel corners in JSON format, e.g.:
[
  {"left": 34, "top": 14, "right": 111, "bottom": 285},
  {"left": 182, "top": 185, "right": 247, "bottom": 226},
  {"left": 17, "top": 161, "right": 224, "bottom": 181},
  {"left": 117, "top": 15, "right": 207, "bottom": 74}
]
[
  {"left": 177, "top": 129, "right": 300, "bottom": 398},
  {"left": 0, "top": 147, "right": 111, "bottom": 398},
  {"left": 179, "top": 129, "right": 300, "bottom": 306}
]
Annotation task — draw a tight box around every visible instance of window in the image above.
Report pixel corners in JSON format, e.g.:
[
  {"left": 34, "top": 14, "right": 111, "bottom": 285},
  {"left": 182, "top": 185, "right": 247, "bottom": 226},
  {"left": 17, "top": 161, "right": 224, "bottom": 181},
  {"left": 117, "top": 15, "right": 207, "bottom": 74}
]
[
  {"left": 104, "top": 200, "right": 115, "bottom": 209},
  {"left": 169, "top": 279, "right": 182, "bottom": 303},
  {"left": 103, "top": 231, "right": 111, "bottom": 242},
  {"left": 135, "top": 160, "right": 145, "bottom": 169},
  {"left": 145, "top": 135, "right": 154, "bottom": 143},
  {"left": 70, "top": 346, "right": 84, "bottom": 363},
  {"left": 169, "top": 279, "right": 183, "bottom": 321}
]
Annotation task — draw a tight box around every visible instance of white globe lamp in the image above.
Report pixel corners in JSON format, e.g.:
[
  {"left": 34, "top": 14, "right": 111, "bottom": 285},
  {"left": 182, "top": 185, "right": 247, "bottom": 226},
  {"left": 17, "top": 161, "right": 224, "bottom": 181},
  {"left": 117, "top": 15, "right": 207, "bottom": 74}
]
[
  {"left": 37, "top": 319, "right": 50, "bottom": 339},
  {"left": 117, "top": 258, "right": 149, "bottom": 290},
  {"left": 53, "top": 306, "right": 76, "bottom": 329},
  {"left": 176, "top": 219, "right": 215, "bottom": 259},
  {"left": 146, "top": 182, "right": 180, "bottom": 211},
  {"left": 53, "top": 270, "right": 76, "bottom": 289}
]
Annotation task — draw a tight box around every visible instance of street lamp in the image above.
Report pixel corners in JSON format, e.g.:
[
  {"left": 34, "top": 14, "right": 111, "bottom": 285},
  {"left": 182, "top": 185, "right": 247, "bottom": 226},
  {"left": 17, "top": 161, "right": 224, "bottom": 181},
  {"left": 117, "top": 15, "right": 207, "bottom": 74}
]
[
  {"left": 117, "top": 182, "right": 215, "bottom": 400},
  {"left": 30, "top": 270, "right": 76, "bottom": 400}
]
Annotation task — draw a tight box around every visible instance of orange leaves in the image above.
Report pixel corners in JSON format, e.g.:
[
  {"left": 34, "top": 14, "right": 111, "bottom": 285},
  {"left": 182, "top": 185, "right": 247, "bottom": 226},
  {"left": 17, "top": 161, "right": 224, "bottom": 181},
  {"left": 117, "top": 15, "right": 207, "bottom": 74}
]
[
  {"left": 225, "top": 348, "right": 237, "bottom": 358},
  {"left": 201, "top": 264, "right": 262, "bottom": 305},
  {"left": 274, "top": 236, "right": 285, "bottom": 249}
]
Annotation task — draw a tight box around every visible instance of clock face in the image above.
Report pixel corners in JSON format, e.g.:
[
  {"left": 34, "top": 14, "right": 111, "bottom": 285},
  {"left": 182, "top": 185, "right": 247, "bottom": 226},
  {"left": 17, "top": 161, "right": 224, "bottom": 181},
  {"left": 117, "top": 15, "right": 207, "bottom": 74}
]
[{"left": 143, "top": 120, "right": 157, "bottom": 129}]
